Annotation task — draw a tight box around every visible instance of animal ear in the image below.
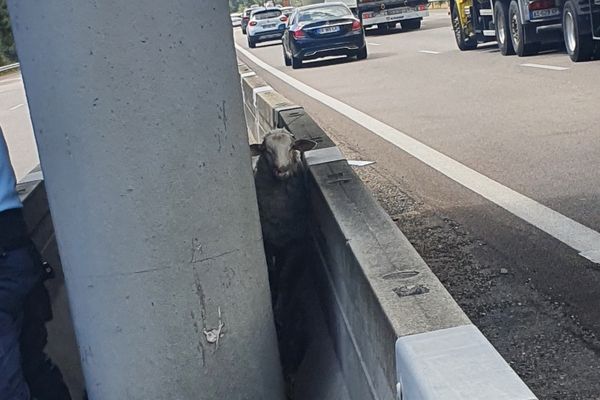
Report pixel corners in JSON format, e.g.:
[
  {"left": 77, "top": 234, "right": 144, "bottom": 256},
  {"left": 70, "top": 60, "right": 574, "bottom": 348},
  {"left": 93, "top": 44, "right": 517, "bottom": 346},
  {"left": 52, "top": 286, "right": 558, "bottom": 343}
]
[
  {"left": 292, "top": 139, "right": 317, "bottom": 153},
  {"left": 249, "top": 143, "right": 264, "bottom": 156}
]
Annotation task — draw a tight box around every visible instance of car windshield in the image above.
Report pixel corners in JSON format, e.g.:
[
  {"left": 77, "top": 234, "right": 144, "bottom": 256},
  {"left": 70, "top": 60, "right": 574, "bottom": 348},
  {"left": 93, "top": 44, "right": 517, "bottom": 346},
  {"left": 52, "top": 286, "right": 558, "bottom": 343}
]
[
  {"left": 298, "top": 5, "right": 351, "bottom": 22},
  {"left": 253, "top": 10, "right": 282, "bottom": 20}
]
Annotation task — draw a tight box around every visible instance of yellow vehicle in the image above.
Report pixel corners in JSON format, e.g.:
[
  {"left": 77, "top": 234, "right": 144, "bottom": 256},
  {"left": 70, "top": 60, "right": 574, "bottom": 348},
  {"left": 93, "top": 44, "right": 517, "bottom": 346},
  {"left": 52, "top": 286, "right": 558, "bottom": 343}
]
[{"left": 449, "top": 0, "right": 564, "bottom": 56}]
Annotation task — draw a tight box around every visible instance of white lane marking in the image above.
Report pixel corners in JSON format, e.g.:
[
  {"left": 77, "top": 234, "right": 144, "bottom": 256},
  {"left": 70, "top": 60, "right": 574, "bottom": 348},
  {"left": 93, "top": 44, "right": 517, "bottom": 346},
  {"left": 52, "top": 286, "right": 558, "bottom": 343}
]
[
  {"left": 418, "top": 50, "right": 440, "bottom": 54},
  {"left": 236, "top": 44, "right": 600, "bottom": 264},
  {"left": 367, "top": 42, "right": 382, "bottom": 46},
  {"left": 521, "top": 63, "right": 569, "bottom": 71},
  {"left": 8, "top": 103, "right": 24, "bottom": 111}
]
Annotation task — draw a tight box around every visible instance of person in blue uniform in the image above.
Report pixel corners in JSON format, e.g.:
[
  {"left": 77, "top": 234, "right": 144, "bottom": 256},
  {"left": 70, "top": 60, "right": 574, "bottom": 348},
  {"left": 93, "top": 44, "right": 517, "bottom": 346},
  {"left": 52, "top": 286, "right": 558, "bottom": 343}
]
[{"left": 0, "top": 127, "right": 71, "bottom": 400}]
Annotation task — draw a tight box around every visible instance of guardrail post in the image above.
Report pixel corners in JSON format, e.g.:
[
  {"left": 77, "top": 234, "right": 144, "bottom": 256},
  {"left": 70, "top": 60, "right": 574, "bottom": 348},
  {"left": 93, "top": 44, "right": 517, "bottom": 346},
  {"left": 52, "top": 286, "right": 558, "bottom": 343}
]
[{"left": 7, "top": 1, "right": 284, "bottom": 399}]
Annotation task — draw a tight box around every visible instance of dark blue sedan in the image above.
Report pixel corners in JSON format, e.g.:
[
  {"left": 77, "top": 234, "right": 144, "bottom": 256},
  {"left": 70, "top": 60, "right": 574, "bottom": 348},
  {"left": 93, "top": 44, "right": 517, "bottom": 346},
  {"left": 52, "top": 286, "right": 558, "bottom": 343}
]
[{"left": 282, "top": 3, "right": 367, "bottom": 69}]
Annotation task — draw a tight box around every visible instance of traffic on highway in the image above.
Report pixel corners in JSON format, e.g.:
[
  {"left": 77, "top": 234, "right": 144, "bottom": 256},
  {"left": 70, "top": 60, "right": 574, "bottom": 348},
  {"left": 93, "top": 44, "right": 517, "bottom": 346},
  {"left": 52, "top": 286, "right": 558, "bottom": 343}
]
[
  {"left": 232, "top": 0, "right": 600, "bottom": 399},
  {"left": 235, "top": 0, "right": 598, "bottom": 63}
]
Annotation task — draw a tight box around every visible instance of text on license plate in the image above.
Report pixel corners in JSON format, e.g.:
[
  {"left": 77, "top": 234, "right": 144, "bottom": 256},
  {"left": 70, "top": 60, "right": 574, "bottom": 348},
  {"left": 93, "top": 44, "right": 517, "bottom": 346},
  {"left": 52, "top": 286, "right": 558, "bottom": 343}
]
[
  {"left": 386, "top": 7, "right": 412, "bottom": 15},
  {"left": 318, "top": 26, "right": 341, "bottom": 34},
  {"left": 531, "top": 8, "right": 560, "bottom": 18}
]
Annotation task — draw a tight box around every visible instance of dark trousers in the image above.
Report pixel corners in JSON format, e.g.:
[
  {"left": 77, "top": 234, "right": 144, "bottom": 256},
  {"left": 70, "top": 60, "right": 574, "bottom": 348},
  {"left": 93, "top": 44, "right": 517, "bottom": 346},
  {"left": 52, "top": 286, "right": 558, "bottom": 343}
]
[{"left": 0, "top": 244, "right": 71, "bottom": 400}]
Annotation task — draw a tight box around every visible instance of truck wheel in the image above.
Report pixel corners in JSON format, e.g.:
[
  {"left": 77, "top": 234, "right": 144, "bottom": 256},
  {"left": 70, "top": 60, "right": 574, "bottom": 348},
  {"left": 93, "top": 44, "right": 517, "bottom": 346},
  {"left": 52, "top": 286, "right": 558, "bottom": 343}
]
[
  {"left": 401, "top": 19, "right": 422, "bottom": 31},
  {"left": 494, "top": 1, "right": 515, "bottom": 55},
  {"left": 452, "top": 2, "right": 477, "bottom": 50},
  {"left": 508, "top": 0, "right": 539, "bottom": 56},
  {"left": 291, "top": 55, "right": 302, "bottom": 69},
  {"left": 563, "top": 0, "right": 594, "bottom": 62},
  {"left": 283, "top": 46, "right": 292, "bottom": 66},
  {"left": 376, "top": 24, "right": 390, "bottom": 34}
]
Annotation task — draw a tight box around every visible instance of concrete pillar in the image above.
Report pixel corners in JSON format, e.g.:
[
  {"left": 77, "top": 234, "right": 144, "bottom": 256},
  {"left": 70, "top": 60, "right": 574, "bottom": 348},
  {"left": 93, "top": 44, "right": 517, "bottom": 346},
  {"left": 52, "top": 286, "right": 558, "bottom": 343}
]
[{"left": 7, "top": 1, "right": 284, "bottom": 399}]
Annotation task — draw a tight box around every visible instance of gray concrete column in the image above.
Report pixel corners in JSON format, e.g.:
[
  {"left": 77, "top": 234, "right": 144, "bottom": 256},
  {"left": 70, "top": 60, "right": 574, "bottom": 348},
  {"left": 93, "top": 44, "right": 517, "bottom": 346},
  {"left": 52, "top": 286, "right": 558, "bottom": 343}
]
[{"left": 7, "top": 1, "right": 284, "bottom": 399}]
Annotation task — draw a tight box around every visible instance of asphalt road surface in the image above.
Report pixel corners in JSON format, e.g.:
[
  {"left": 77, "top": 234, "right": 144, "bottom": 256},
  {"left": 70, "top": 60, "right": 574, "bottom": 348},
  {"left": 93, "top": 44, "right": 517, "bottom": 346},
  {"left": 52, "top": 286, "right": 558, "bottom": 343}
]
[
  {"left": 0, "top": 71, "right": 38, "bottom": 181},
  {"left": 235, "top": 10, "right": 600, "bottom": 399}
]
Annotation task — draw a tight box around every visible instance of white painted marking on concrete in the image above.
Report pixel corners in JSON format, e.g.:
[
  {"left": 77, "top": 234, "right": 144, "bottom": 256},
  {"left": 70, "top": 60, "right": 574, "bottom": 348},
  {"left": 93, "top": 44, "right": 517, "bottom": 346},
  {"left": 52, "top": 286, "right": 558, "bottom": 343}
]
[
  {"left": 521, "top": 63, "right": 569, "bottom": 71},
  {"left": 8, "top": 103, "right": 24, "bottom": 111},
  {"left": 236, "top": 44, "right": 600, "bottom": 263},
  {"left": 305, "top": 146, "right": 345, "bottom": 166},
  {"left": 367, "top": 42, "right": 382, "bottom": 46},
  {"left": 252, "top": 85, "right": 272, "bottom": 107},
  {"left": 18, "top": 170, "right": 44, "bottom": 184},
  {"left": 348, "top": 160, "right": 376, "bottom": 167},
  {"left": 418, "top": 50, "right": 440, "bottom": 54},
  {"left": 396, "top": 325, "right": 538, "bottom": 399}
]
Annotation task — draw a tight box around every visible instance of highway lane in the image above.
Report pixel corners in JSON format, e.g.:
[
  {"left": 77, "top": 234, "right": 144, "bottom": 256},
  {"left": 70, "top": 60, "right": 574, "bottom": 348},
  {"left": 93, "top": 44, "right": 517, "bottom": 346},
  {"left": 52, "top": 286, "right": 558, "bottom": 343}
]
[
  {"left": 0, "top": 71, "right": 38, "bottom": 181},
  {"left": 236, "top": 12, "right": 600, "bottom": 235},
  {"left": 235, "top": 10, "right": 600, "bottom": 398}
]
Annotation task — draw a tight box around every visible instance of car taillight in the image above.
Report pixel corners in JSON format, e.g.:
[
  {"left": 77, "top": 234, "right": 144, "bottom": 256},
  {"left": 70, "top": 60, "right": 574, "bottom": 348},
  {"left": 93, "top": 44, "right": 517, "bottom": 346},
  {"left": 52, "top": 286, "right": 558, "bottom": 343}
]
[
  {"left": 292, "top": 29, "right": 305, "bottom": 39},
  {"left": 418, "top": 4, "right": 427, "bottom": 11},
  {"left": 280, "top": 15, "right": 288, "bottom": 22},
  {"left": 528, "top": 0, "right": 554, "bottom": 10},
  {"left": 352, "top": 20, "right": 362, "bottom": 31},
  {"left": 249, "top": 21, "right": 257, "bottom": 26}
]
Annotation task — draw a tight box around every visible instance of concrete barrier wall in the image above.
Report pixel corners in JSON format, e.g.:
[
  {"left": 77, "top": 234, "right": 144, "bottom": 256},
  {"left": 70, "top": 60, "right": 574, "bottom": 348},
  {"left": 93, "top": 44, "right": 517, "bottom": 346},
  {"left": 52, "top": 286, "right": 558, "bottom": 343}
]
[
  {"left": 17, "top": 168, "right": 85, "bottom": 399},
  {"left": 239, "top": 65, "right": 300, "bottom": 144},
  {"left": 239, "top": 63, "right": 538, "bottom": 400}
]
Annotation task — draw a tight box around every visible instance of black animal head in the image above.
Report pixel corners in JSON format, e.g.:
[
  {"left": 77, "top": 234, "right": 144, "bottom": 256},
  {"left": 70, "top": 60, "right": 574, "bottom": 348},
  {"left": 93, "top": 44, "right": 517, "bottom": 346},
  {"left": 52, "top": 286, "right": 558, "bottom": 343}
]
[{"left": 250, "top": 129, "right": 316, "bottom": 180}]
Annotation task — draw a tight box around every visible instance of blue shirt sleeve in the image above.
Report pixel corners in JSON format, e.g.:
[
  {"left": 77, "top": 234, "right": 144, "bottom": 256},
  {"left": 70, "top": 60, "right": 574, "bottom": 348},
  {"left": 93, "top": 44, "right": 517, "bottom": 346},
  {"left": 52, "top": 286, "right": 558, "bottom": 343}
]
[{"left": 0, "top": 127, "right": 23, "bottom": 212}]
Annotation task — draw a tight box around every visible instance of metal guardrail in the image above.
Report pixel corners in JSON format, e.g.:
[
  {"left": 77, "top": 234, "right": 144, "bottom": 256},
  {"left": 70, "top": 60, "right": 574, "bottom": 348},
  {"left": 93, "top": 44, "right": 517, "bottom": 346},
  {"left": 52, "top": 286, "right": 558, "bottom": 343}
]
[{"left": 0, "top": 62, "right": 20, "bottom": 73}]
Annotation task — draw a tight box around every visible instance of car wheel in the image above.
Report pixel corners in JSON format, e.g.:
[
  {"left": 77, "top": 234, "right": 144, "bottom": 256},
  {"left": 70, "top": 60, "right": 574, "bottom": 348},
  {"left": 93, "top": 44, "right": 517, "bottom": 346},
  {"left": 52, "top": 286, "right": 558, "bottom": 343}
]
[
  {"left": 452, "top": 2, "right": 477, "bottom": 50},
  {"left": 283, "top": 46, "right": 292, "bottom": 66},
  {"left": 357, "top": 46, "right": 368, "bottom": 60},
  {"left": 495, "top": 1, "right": 515, "bottom": 55},
  {"left": 401, "top": 19, "right": 421, "bottom": 31},
  {"left": 509, "top": 0, "right": 539, "bottom": 56},
  {"left": 563, "top": 0, "right": 594, "bottom": 62},
  {"left": 248, "top": 36, "right": 256, "bottom": 48},
  {"left": 242, "top": 28, "right": 247, "bottom": 35},
  {"left": 291, "top": 55, "right": 302, "bottom": 69}
]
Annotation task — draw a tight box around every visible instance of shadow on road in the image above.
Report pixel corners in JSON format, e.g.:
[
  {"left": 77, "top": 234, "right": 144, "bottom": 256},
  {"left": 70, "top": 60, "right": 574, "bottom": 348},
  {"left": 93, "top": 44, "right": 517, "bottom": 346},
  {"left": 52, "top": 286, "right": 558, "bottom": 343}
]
[
  {"left": 366, "top": 52, "right": 396, "bottom": 60},
  {"left": 254, "top": 40, "right": 283, "bottom": 49},
  {"left": 301, "top": 56, "right": 354, "bottom": 69}
]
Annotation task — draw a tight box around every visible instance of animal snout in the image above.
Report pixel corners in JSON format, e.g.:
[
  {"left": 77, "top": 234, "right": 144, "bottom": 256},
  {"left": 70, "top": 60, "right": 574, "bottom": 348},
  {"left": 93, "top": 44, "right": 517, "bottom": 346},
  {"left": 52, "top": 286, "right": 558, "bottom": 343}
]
[{"left": 274, "top": 165, "right": 289, "bottom": 174}]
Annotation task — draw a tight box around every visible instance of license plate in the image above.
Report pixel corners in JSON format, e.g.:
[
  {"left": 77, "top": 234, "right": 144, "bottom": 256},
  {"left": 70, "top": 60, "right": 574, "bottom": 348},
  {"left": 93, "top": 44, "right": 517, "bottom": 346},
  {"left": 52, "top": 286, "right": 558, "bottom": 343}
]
[
  {"left": 263, "top": 23, "right": 276, "bottom": 28},
  {"left": 318, "top": 26, "right": 341, "bottom": 34},
  {"left": 387, "top": 7, "right": 411, "bottom": 15},
  {"left": 531, "top": 8, "right": 560, "bottom": 18}
]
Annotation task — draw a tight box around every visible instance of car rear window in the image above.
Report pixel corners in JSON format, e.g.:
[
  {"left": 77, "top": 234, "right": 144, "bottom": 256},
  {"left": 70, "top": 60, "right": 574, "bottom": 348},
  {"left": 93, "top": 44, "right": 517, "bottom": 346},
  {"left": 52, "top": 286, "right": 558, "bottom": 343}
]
[
  {"left": 298, "top": 5, "right": 351, "bottom": 22},
  {"left": 253, "top": 10, "right": 282, "bottom": 20}
]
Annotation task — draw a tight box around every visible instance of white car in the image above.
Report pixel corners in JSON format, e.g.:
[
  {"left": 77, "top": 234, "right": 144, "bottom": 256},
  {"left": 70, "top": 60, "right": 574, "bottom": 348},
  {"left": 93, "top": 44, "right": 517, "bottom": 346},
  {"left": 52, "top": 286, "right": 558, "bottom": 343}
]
[
  {"left": 231, "top": 15, "right": 242, "bottom": 27},
  {"left": 247, "top": 7, "right": 288, "bottom": 48}
]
